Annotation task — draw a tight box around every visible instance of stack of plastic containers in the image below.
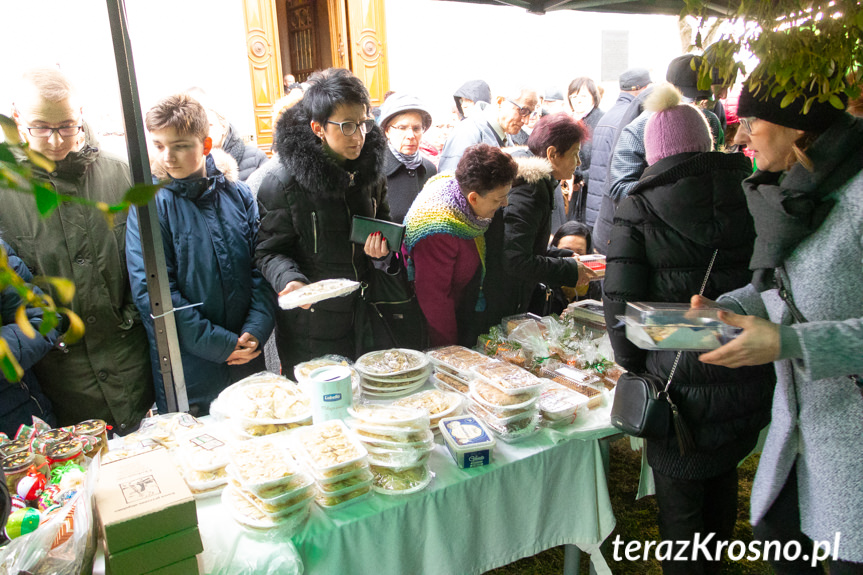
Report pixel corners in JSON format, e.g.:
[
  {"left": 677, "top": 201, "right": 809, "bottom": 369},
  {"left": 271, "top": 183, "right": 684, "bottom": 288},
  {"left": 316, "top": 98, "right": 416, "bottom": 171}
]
[
  {"left": 392, "top": 389, "right": 465, "bottom": 436},
  {"left": 212, "top": 373, "right": 312, "bottom": 438},
  {"left": 173, "top": 424, "right": 232, "bottom": 499},
  {"left": 426, "top": 345, "right": 495, "bottom": 397},
  {"left": 538, "top": 381, "right": 594, "bottom": 427},
  {"left": 345, "top": 405, "right": 434, "bottom": 495},
  {"left": 222, "top": 437, "right": 315, "bottom": 531},
  {"left": 294, "top": 420, "right": 373, "bottom": 509},
  {"left": 467, "top": 360, "right": 545, "bottom": 442}
]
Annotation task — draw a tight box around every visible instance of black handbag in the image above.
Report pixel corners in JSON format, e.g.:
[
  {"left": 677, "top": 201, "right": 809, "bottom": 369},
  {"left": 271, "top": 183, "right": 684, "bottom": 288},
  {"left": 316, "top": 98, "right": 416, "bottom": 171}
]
[
  {"left": 609, "top": 250, "right": 719, "bottom": 454},
  {"left": 360, "top": 257, "right": 428, "bottom": 352}
]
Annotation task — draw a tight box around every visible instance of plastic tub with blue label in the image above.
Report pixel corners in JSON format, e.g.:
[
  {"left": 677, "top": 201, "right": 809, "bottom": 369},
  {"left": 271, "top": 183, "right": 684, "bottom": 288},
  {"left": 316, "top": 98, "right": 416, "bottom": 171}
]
[{"left": 437, "top": 415, "right": 496, "bottom": 469}]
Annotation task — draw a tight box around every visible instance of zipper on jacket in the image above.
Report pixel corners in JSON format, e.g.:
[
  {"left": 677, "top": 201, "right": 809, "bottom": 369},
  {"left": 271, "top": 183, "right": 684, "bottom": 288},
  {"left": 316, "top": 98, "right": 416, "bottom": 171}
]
[
  {"left": 344, "top": 199, "right": 358, "bottom": 280},
  {"left": 311, "top": 211, "right": 319, "bottom": 254}
]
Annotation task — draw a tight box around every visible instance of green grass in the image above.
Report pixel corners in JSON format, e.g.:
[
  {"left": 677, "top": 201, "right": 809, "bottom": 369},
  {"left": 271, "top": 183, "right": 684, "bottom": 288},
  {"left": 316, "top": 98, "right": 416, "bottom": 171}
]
[{"left": 485, "top": 437, "right": 771, "bottom": 574}]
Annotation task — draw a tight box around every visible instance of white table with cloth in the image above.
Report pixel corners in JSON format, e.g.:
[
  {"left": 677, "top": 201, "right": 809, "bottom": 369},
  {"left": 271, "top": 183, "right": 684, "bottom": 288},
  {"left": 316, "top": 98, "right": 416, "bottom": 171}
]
[{"left": 93, "top": 406, "right": 619, "bottom": 575}]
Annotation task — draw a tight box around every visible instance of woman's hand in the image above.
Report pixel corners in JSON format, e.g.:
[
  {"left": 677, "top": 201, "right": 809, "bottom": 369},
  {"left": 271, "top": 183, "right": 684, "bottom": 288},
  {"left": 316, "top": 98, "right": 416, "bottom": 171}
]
[
  {"left": 575, "top": 259, "right": 598, "bottom": 287},
  {"left": 280, "top": 280, "right": 312, "bottom": 309},
  {"left": 364, "top": 231, "right": 390, "bottom": 259},
  {"left": 698, "top": 310, "right": 781, "bottom": 368}
]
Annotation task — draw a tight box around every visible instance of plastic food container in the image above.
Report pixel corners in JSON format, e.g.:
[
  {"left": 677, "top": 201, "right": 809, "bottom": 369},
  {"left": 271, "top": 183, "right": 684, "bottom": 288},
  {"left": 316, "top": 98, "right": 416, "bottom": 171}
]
[
  {"left": 579, "top": 254, "right": 606, "bottom": 279},
  {"left": 347, "top": 405, "right": 429, "bottom": 429},
  {"left": 468, "top": 404, "right": 541, "bottom": 443},
  {"left": 392, "top": 389, "right": 463, "bottom": 420},
  {"left": 352, "top": 429, "right": 435, "bottom": 450},
  {"left": 472, "top": 361, "right": 546, "bottom": 395},
  {"left": 278, "top": 278, "right": 360, "bottom": 310},
  {"left": 432, "top": 371, "right": 471, "bottom": 395},
  {"left": 294, "top": 419, "right": 368, "bottom": 477},
  {"left": 365, "top": 445, "right": 432, "bottom": 468},
  {"left": 370, "top": 463, "right": 432, "bottom": 495},
  {"left": 315, "top": 482, "right": 373, "bottom": 509},
  {"left": 619, "top": 302, "right": 742, "bottom": 351},
  {"left": 538, "top": 367, "right": 603, "bottom": 409},
  {"left": 223, "top": 485, "right": 311, "bottom": 531},
  {"left": 179, "top": 460, "right": 229, "bottom": 492},
  {"left": 345, "top": 419, "right": 429, "bottom": 441},
  {"left": 501, "top": 313, "right": 545, "bottom": 336},
  {"left": 539, "top": 382, "right": 591, "bottom": 424},
  {"left": 426, "top": 346, "right": 491, "bottom": 375},
  {"left": 231, "top": 479, "right": 316, "bottom": 518},
  {"left": 227, "top": 438, "right": 301, "bottom": 492},
  {"left": 355, "top": 348, "right": 429, "bottom": 377},
  {"left": 470, "top": 380, "right": 540, "bottom": 410},
  {"left": 438, "top": 415, "right": 495, "bottom": 469},
  {"left": 176, "top": 426, "right": 232, "bottom": 472},
  {"left": 313, "top": 467, "right": 374, "bottom": 492}
]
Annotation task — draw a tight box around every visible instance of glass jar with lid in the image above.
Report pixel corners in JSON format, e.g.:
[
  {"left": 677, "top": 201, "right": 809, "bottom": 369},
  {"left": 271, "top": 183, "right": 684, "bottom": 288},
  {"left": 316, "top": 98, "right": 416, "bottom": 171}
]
[
  {"left": 2, "top": 452, "right": 36, "bottom": 493},
  {"left": 74, "top": 419, "right": 109, "bottom": 456},
  {"left": 46, "top": 439, "right": 85, "bottom": 470}
]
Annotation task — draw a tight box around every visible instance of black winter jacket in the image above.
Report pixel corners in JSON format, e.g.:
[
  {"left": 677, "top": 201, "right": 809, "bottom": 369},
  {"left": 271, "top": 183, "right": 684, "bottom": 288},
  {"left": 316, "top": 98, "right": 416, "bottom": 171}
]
[
  {"left": 254, "top": 104, "right": 389, "bottom": 374},
  {"left": 223, "top": 125, "right": 268, "bottom": 182},
  {"left": 495, "top": 151, "right": 581, "bottom": 317},
  {"left": 603, "top": 151, "right": 775, "bottom": 479},
  {"left": 383, "top": 148, "right": 436, "bottom": 224}
]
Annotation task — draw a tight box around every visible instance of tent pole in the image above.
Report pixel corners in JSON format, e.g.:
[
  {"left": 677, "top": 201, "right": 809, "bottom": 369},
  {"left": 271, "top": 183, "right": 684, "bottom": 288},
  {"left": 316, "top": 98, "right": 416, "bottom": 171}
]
[{"left": 105, "top": 0, "right": 189, "bottom": 414}]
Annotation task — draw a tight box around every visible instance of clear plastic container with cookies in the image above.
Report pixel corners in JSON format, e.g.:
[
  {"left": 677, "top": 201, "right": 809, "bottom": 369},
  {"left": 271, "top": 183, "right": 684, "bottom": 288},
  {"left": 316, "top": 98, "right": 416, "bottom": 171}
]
[
  {"left": 370, "top": 462, "right": 433, "bottom": 495},
  {"left": 432, "top": 371, "right": 471, "bottom": 395},
  {"left": 539, "top": 381, "right": 593, "bottom": 426},
  {"left": 620, "top": 302, "right": 742, "bottom": 351},
  {"left": 345, "top": 419, "right": 432, "bottom": 444},
  {"left": 426, "top": 345, "right": 492, "bottom": 376},
  {"left": 223, "top": 484, "right": 311, "bottom": 531},
  {"left": 314, "top": 467, "right": 374, "bottom": 492},
  {"left": 364, "top": 443, "right": 433, "bottom": 468},
  {"left": 314, "top": 481, "right": 373, "bottom": 509},
  {"left": 467, "top": 401, "right": 541, "bottom": 443},
  {"left": 226, "top": 436, "right": 303, "bottom": 493},
  {"left": 175, "top": 425, "right": 233, "bottom": 473},
  {"left": 293, "top": 419, "right": 369, "bottom": 478},
  {"left": 471, "top": 360, "right": 546, "bottom": 396},
  {"left": 469, "top": 380, "right": 540, "bottom": 413},
  {"left": 392, "top": 389, "right": 465, "bottom": 428},
  {"left": 347, "top": 404, "right": 430, "bottom": 429},
  {"left": 228, "top": 477, "right": 316, "bottom": 518}
]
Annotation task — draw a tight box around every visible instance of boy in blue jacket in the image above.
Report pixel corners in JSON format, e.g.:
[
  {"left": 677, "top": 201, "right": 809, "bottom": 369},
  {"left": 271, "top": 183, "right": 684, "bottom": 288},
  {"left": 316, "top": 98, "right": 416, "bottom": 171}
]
[{"left": 126, "top": 94, "right": 276, "bottom": 415}]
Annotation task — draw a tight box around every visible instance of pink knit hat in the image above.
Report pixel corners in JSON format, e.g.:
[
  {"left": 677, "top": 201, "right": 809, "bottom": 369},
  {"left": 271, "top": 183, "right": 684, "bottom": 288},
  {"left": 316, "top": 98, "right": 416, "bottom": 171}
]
[{"left": 644, "top": 83, "right": 712, "bottom": 165}]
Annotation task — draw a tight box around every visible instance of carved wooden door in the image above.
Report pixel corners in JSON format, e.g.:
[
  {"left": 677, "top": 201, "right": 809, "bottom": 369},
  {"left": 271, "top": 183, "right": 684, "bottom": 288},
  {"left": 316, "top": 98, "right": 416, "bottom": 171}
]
[
  {"left": 345, "top": 0, "right": 389, "bottom": 106},
  {"left": 286, "top": 0, "right": 319, "bottom": 81},
  {"left": 242, "top": 0, "right": 283, "bottom": 154}
]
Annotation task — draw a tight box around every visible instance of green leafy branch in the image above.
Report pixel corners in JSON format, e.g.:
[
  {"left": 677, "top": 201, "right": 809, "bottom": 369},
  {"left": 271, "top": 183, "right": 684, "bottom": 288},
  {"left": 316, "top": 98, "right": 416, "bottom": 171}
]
[
  {"left": 0, "top": 113, "right": 159, "bottom": 381},
  {"left": 683, "top": 0, "right": 862, "bottom": 111}
]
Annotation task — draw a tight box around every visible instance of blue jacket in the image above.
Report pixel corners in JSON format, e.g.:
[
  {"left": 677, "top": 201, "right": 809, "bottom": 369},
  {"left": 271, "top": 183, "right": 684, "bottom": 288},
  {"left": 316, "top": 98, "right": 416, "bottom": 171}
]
[
  {"left": 1, "top": 239, "right": 57, "bottom": 436},
  {"left": 126, "top": 151, "right": 276, "bottom": 414}
]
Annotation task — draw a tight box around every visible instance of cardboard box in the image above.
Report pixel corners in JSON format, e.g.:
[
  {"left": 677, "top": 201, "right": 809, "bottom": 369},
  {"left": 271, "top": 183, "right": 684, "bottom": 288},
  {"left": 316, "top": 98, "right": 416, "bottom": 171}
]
[
  {"left": 104, "top": 526, "right": 203, "bottom": 575},
  {"left": 96, "top": 448, "right": 197, "bottom": 554}
]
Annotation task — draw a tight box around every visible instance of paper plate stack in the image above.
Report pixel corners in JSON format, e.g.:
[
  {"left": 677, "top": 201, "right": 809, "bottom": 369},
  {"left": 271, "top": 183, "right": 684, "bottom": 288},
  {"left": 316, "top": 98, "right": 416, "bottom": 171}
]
[{"left": 354, "top": 348, "right": 432, "bottom": 398}]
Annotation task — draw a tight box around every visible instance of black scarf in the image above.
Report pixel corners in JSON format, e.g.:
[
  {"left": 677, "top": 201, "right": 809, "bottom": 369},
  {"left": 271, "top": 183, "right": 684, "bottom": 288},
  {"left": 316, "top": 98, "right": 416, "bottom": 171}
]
[{"left": 743, "top": 114, "right": 863, "bottom": 290}]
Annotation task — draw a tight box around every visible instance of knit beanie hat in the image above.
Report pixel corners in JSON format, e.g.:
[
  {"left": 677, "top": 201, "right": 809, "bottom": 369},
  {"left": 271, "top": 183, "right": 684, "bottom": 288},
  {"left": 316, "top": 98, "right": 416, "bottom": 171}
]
[
  {"left": 737, "top": 79, "right": 848, "bottom": 133},
  {"left": 644, "top": 83, "right": 713, "bottom": 165}
]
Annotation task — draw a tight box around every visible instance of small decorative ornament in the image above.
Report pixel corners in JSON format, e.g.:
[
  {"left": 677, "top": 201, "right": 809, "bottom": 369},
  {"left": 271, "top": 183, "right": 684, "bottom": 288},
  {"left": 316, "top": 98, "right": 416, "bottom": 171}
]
[
  {"left": 9, "top": 495, "right": 28, "bottom": 513},
  {"left": 5, "top": 508, "right": 41, "bottom": 539},
  {"left": 17, "top": 468, "right": 47, "bottom": 502}
]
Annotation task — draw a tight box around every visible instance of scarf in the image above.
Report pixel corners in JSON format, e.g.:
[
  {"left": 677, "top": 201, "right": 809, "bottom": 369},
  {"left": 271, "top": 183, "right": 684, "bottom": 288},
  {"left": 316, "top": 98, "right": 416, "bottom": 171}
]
[
  {"left": 388, "top": 141, "right": 423, "bottom": 170},
  {"left": 744, "top": 114, "right": 863, "bottom": 290},
  {"left": 404, "top": 172, "right": 491, "bottom": 311}
]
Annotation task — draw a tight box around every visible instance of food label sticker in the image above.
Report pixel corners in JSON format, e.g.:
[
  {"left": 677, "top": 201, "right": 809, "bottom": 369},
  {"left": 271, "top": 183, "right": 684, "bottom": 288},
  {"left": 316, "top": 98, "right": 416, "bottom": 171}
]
[
  {"left": 190, "top": 434, "right": 224, "bottom": 451},
  {"left": 323, "top": 393, "right": 343, "bottom": 402},
  {"left": 466, "top": 450, "right": 490, "bottom": 468}
]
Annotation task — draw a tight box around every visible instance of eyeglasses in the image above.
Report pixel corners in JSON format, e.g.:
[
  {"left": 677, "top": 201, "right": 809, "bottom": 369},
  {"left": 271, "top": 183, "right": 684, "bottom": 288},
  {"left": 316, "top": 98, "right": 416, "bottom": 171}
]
[
  {"left": 327, "top": 118, "right": 376, "bottom": 137},
  {"left": 739, "top": 117, "right": 756, "bottom": 134},
  {"left": 505, "top": 99, "right": 533, "bottom": 118},
  {"left": 388, "top": 124, "right": 424, "bottom": 135},
  {"left": 25, "top": 125, "right": 83, "bottom": 139}
]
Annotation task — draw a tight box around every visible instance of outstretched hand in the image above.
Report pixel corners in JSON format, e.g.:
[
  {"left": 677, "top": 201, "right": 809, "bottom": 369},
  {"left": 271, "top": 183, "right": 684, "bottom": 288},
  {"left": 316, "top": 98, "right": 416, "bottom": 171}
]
[{"left": 697, "top": 308, "right": 781, "bottom": 368}]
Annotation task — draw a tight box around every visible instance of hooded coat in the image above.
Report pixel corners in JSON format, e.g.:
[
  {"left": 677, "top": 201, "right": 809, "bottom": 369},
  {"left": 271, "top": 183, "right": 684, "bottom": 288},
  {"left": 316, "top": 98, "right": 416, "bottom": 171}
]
[
  {"left": 0, "top": 239, "right": 57, "bottom": 436},
  {"left": 254, "top": 103, "right": 389, "bottom": 374},
  {"left": 221, "top": 124, "right": 268, "bottom": 182},
  {"left": 0, "top": 127, "right": 153, "bottom": 432},
  {"left": 126, "top": 149, "right": 276, "bottom": 415},
  {"left": 494, "top": 150, "right": 580, "bottom": 317},
  {"left": 603, "top": 151, "right": 775, "bottom": 479},
  {"left": 453, "top": 80, "right": 492, "bottom": 120}
]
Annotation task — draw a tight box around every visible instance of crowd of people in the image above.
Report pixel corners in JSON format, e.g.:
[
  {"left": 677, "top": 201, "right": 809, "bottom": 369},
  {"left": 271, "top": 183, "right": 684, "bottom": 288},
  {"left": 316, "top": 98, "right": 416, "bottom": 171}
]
[{"left": 1, "top": 48, "right": 862, "bottom": 573}]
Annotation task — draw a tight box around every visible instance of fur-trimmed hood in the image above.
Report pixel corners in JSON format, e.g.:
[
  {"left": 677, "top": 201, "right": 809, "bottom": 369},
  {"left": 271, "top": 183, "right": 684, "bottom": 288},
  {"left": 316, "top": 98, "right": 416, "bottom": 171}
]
[
  {"left": 273, "top": 102, "right": 386, "bottom": 200},
  {"left": 151, "top": 148, "right": 238, "bottom": 183},
  {"left": 506, "top": 147, "right": 554, "bottom": 185}
]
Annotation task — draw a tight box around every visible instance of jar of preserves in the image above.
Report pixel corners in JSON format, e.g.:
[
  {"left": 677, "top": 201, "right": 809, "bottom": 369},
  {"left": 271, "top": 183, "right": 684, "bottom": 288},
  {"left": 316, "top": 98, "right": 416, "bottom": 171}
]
[
  {"left": 46, "top": 440, "right": 85, "bottom": 470},
  {"left": 0, "top": 438, "right": 31, "bottom": 459},
  {"left": 2, "top": 452, "right": 36, "bottom": 493},
  {"left": 74, "top": 419, "right": 109, "bottom": 456},
  {"left": 30, "top": 429, "right": 71, "bottom": 456}
]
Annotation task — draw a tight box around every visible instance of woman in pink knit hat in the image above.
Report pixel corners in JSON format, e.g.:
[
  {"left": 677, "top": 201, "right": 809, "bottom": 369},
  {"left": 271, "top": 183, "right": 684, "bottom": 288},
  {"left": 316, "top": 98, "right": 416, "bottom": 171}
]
[{"left": 603, "top": 83, "right": 776, "bottom": 574}]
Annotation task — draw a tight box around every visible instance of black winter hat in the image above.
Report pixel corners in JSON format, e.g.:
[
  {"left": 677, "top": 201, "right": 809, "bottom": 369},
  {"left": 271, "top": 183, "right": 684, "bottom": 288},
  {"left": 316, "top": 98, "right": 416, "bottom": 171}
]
[
  {"left": 738, "top": 81, "right": 848, "bottom": 133},
  {"left": 665, "top": 54, "right": 712, "bottom": 100}
]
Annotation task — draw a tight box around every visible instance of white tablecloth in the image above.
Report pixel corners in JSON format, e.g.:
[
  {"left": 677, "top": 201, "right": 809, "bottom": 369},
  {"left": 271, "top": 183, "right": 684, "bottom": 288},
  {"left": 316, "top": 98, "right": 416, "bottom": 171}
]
[{"left": 94, "top": 407, "right": 619, "bottom": 575}]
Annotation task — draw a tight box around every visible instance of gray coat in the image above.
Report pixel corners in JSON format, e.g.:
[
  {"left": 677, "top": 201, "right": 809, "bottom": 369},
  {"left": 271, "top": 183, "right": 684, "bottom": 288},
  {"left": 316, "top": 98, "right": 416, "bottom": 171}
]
[
  {"left": 438, "top": 105, "right": 505, "bottom": 172},
  {"left": 718, "top": 167, "right": 863, "bottom": 562}
]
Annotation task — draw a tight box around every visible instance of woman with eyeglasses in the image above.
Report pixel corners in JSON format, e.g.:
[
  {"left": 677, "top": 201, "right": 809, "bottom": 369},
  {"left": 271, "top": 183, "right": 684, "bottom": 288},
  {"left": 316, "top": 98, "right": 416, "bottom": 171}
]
[
  {"left": 566, "top": 77, "right": 604, "bottom": 222},
  {"left": 693, "top": 70, "right": 863, "bottom": 572},
  {"left": 254, "top": 68, "right": 391, "bottom": 375},
  {"left": 377, "top": 93, "right": 437, "bottom": 224}
]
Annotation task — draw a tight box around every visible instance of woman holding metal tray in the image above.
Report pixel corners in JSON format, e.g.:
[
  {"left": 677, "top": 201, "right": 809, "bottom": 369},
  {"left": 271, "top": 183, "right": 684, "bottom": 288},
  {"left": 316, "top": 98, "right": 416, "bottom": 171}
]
[
  {"left": 602, "top": 83, "right": 775, "bottom": 575},
  {"left": 693, "top": 67, "right": 863, "bottom": 574}
]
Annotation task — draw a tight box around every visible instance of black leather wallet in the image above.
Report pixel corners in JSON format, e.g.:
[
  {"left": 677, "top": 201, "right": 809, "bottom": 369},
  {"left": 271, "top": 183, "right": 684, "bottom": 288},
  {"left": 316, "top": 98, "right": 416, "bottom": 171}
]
[{"left": 349, "top": 216, "right": 405, "bottom": 251}]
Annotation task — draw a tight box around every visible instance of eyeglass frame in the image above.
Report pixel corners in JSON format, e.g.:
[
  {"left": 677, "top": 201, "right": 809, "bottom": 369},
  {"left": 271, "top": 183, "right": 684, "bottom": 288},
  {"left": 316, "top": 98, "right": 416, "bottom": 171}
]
[
  {"left": 386, "top": 123, "right": 425, "bottom": 136},
  {"left": 327, "top": 118, "right": 376, "bottom": 137},
  {"left": 505, "top": 99, "right": 533, "bottom": 118},
  {"left": 24, "top": 125, "right": 84, "bottom": 139},
  {"left": 739, "top": 117, "right": 757, "bottom": 134}
]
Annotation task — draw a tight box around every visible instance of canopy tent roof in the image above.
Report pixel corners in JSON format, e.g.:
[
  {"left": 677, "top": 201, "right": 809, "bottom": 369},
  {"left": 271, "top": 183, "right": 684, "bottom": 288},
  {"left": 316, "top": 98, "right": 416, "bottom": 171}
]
[{"left": 436, "top": 0, "right": 736, "bottom": 17}]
